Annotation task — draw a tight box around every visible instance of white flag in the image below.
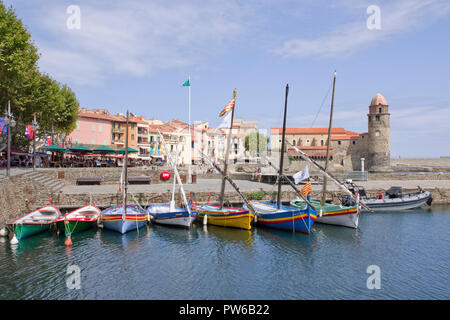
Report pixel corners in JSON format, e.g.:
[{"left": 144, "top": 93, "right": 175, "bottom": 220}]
[
  {"left": 293, "top": 165, "right": 309, "bottom": 184},
  {"left": 217, "top": 111, "right": 231, "bottom": 129}
]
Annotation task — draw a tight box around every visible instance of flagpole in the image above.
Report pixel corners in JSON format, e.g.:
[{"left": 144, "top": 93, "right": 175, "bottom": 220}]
[
  {"left": 188, "top": 75, "right": 192, "bottom": 184},
  {"left": 219, "top": 89, "right": 236, "bottom": 210}
]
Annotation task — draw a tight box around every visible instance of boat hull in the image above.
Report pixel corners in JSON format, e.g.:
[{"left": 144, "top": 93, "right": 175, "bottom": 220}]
[
  {"left": 9, "top": 223, "right": 51, "bottom": 240},
  {"left": 101, "top": 205, "right": 148, "bottom": 234},
  {"left": 193, "top": 205, "right": 253, "bottom": 230},
  {"left": 249, "top": 201, "right": 316, "bottom": 234},
  {"left": 148, "top": 204, "right": 198, "bottom": 228},
  {"left": 362, "top": 191, "right": 432, "bottom": 211},
  {"left": 291, "top": 200, "right": 359, "bottom": 228},
  {"left": 56, "top": 220, "right": 97, "bottom": 236}
]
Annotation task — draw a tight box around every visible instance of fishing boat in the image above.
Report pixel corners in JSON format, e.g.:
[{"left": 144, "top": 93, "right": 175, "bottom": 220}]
[
  {"left": 100, "top": 205, "right": 147, "bottom": 234},
  {"left": 55, "top": 204, "right": 101, "bottom": 236},
  {"left": 249, "top": 84, "right": 317, "bottom": 234},
  {"left": 290, "top": 196, "right": 360, "bottom": 228},
  {"left": 191, "top": 203, "right": 253, "bottom": 230},
  {"left": 147, "top": 131, "right": 198, "bottom": 228},
  {"left": 289, "top": 71, "right": 360, "bottom": 229},
  {"left": 100, "top": 110, "right": 148, "bottom": 234},
  {"left": 148, "top": 204, "right": 197, "bottom": 228},
  {"left": 7, "top": 203, "right": 61, "bottom": 241},
  {"left": 344, "top": 181, "right": 433, "bottom": 211},
  {"left": 191, "top": 89, "right": 254, "bottom": 230},
  {"left": 246, "top": 199, "right": 316, "bottom": 234}
]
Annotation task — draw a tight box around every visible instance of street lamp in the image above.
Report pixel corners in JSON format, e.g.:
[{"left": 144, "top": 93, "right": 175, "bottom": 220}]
[
  {"left": 31, "top": 113, "right": 39, "bottom": 170},
  {"left": 4, "top": 101, "right": 16, "bottom": 177}
]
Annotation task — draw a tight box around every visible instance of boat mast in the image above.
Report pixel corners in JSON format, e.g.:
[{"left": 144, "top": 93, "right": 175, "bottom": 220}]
[
  {"left": 321, "top": 71, "right": 336, "bottom": 206},
  {"left": 219, "top": 89, "right": 237, "bottom": 210},
  {"left": 123, "top": 110, "right": 129, "bottom": 220},
  {"left": 277, "top": 84, "right": 289, "bottom": 209}
]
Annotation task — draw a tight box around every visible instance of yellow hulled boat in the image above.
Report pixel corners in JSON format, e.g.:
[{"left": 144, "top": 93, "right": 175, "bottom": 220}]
[{"left": 191, "top": 204, "right": 254, "bottom": 230}]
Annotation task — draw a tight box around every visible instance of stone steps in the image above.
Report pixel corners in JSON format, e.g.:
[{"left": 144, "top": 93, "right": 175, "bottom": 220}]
[{"left": 22, "top": 171, "right": 64, "bottom": 193}]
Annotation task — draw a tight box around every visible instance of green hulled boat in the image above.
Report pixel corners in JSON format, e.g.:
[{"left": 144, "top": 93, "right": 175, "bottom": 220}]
[
  {"left": 290, "top": 197, "right": 360, "bottom": 228},
  {"left": 55, "top": 204, "right": 101, "bottom": 236},
  {"left": 7, "top": 204, "right": 61, "bottom": 240}
]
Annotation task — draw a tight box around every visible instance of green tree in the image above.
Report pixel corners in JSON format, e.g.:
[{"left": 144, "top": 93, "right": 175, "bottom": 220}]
[
  {"left": 244, "top": 132, "right": 269, "bottom": 156},
  {"left": 0, "top": 2, "right": 79, "bottom": 150}
]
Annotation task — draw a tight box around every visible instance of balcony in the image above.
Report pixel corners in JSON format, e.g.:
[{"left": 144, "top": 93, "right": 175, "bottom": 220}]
[{"left": 112, "top": 128, "right": 124, "bottom": 133}]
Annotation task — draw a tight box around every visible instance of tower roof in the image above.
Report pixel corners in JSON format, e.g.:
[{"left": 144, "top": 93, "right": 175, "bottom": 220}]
[{"left": 370, "top": 93, "right": 387, "bottom": 106}]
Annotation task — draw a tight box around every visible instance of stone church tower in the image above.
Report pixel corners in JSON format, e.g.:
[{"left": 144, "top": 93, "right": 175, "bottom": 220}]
[{"left": 367, "top": 93, "right": 390, "bottom": 171}]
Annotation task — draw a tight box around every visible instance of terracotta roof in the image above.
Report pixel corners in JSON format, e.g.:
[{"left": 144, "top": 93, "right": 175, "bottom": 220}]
[{"left": 271, "top": 127, "right": 349, "bottom": 135}]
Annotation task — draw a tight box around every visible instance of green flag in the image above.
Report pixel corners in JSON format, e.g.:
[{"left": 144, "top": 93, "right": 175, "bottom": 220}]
[{"left": 182, "top": 79, "right": 190, "bottom": 87}]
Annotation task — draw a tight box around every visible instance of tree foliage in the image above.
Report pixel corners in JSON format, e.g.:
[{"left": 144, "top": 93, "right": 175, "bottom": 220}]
[
  {"left": 244, "top": 132, "right": 269, "bottom": 154},
  {"left": 0, "top": 1, "right": 79, "bottom": 150}
]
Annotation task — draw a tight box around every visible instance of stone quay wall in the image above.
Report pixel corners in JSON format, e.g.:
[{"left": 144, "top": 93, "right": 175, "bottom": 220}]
[{"left": 0, "top": 176, "right": 53, "bottom": 229}]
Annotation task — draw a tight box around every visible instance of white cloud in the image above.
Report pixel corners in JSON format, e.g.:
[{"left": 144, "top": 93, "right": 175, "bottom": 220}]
[
  {"left": 32, "top": 0, "right": 254, "bottom": 86},
  {"left": 274, "top": 0, "right": 450, "bottom": 58}
]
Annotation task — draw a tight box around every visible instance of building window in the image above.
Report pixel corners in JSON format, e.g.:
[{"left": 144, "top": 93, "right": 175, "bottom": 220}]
[
  {"left": 92, "top": 124, "right": 96, "bottom": 132},
  {"left": 76, "top": 122, "right": 80, "bottom": 131},
  {"left": 103, "top": 140, "right": 106, "bottom": 145},
  {"left": 338, "top": 141, "right": 341, "bottom": 145},
  {"left": 375, "top": 130, "right": 380, "bottom": 137},
  {"left": 75, "top": 138, "right": 79, "bottom": 144},
  {"left": 98, "top": 124, "right": 102, "bottom": 132},
  {"left": 91, "top": 138, "right": 95, "bottom": 145},
  {"left": 293, "top": 140, "right": 296, "bottom": 145},
  {"left": 379, "top": 107, "right": 382, "bottom": 113},
  {"left": 376, "top": 115, "right": 380, "bottom": 121},
  {"left": 321, "top": 140, "right": 324, "bottom": 146},
  {"left": 131, "top": 124, "right": 135, "bottom": 130},
  {"left": 131, "top": 134, "right": 135, "bottom": 141},
  {"left": 352, "top": 140, "right": 356, "bottom": 145}
]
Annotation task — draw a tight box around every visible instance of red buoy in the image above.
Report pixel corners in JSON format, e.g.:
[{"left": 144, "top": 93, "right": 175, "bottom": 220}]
[{"left": 65, "top": 235, "right": 72, "bottom": 246}]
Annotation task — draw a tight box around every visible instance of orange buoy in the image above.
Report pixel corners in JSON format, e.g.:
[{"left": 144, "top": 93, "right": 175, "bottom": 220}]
[{"left": 65, "top": 235, "right": 72, "bottom": 246}]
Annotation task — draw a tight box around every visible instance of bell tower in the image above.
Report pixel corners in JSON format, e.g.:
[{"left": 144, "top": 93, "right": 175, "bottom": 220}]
[{"left": 367, "top": 93, "right": 390, "bottom": 171}]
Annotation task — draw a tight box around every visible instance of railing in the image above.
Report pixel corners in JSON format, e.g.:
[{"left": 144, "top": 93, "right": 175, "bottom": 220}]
[
  {"left": 346, "top": 171, "right": 369, "bottom": 181},
  {"left": 112, "top": 128, "right": 124, "bottom": 133}
]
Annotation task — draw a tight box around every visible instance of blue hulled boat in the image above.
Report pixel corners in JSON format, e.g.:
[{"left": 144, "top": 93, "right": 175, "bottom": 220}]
[
  {"left": 101, "top": 205, "right": 147, "bottom": 234},
  {"left": 147, "top": 204, "right": 197, "bottom": 228},
  {"left": 244, "top": 196, "right": 316, "bottom": 234}
]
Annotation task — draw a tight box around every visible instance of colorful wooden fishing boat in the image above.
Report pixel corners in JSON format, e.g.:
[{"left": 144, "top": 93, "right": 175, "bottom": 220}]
[
  {"left": 191, "top": 203, "right": 253, "bottom": 230},
  {"left": 148, "top": 131, "right": 198, "bottom": 228},
  {"left": 7, "top": 204, "right": 61, "bottom": 241},
  {"left": 245, "top": 199, "right": 316, "bottom": 234},
  {"left": 148, "top": 204, "right": 198, "bottom": 228},
  {"left": 55, "top": 204, "right": 101, "bottom": 236},
  {"left": 101, "top": 205, "right": 147, "bottom": 234},
  {"left": 290, "top": 197, "right": 359, "bottom": 228}
]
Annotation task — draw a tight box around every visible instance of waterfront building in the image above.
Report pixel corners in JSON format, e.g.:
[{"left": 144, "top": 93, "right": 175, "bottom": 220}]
[
  {"left": 270, "top": 93, "right": 391, "bottom": 172},
  {"left": 68, "top": 108, "right": 114, "bottom": 147}
]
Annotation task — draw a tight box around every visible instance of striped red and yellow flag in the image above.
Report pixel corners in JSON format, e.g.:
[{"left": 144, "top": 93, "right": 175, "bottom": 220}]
[
  {"left": 300, "top": 182, "right": 312, "bottom": 196},
  {"left": 219, "top": 97, "right": 235, "bottom": 117}
]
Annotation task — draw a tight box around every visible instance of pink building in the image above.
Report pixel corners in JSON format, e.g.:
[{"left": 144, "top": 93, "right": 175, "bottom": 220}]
[{"left": 68, "top": 108, "right": 114, "bottom": 147}]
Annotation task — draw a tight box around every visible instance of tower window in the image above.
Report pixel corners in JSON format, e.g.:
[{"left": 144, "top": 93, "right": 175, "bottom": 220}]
[
  {"left": 376, "top": 115, "right": 380, "bottom": 121},
  {"left": 375, "top": 130, "right": 380, "bottom": 137},
  {"left": 338, "top": 141, "right": 341, "bottom": 145},
  {"left": 321, "top": 140, "right": 324, "bottom": 146},
  {"left": 293, "top": 140, "right": 296, "bottom": 145},
  {"left": 352, "top": 140, "right": 356, "bottom": 145},
  {"left": 379, "top": 107, "right": 382, "bottom": 113}
]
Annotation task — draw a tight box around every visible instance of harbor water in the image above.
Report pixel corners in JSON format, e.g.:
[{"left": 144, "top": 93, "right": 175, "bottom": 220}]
[{"left": 0, "top": 205, "right": 449, "bottom": 300}]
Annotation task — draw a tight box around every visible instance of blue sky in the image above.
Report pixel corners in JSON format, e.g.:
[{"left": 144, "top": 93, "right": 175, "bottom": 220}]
[{"left": 6, "top": 0, "right": 450, "bottom": 157}]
